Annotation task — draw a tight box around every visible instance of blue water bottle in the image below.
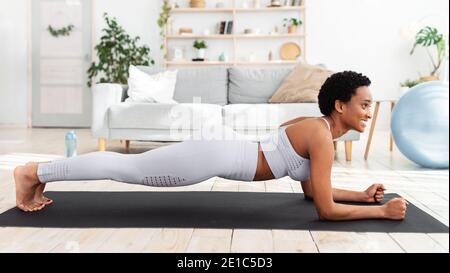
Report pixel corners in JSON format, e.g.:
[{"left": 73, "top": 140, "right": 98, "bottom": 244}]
[{"left": 65, "top": 131, "right": 77, "bottom": 158}]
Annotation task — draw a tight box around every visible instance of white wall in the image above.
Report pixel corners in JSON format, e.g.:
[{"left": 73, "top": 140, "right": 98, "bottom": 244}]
[
  {"left": 0, "top": 0, "right": 29, "bottom": 126},
  {"left": 0, "top": 0, "right": 448, "bottom": 129},
  {"left": 307, "top": 0, "right": 449, "bottom": 129}
]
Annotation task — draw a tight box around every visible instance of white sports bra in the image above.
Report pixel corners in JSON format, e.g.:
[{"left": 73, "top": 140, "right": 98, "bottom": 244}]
[{"left": 259, "top": 117, "right": 331, "bottom": 181}]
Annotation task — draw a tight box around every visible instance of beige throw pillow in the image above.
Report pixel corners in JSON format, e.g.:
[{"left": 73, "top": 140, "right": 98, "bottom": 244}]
[{"left": 269, "top": 63, "right": 334, "bottom": 103}]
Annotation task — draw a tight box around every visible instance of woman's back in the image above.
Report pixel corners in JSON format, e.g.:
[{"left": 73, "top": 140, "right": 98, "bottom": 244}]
[{"left": 257, "top": 117, "right": 331, "bottom": 182}]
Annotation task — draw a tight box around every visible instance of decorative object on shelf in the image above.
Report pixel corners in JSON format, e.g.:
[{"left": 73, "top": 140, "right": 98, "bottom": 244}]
[
  {"left": 268, "top": 0, "right": 282, "bottom": 7},
  {"left": 218, "top": 52, "right": 228, "bottom": 62},
  {"left": 170, "top": 46, "right": 185, "bottom": 61},
  {"left": 243, "top": 28, "right": 260, "bottom": 35},
  {"left": 158, "top": 0, "right": 172, "bottom": 52},
  {"left": 268, "top": 50, "right": 273, "bottom": 61},
  {"left": 87, "top": 13, "right": 154, "bottom": 87},
  {"left": 192, "top": 58, "right": 205, "bottom": 62},
  {"left": 280, "top": 42, "right": 301, "bottom": 60},
  {"left": 193, "top": 40, "right": 207, "bottom": 59},
  {"left": 283, "top": 17, "right": 303, "bottom": 33},
  {"left": 190, "top": 0, "right": 205, "bottom": 8},
  {"left": 179, "top": 27, "right": 193, "bottom": 35},
  {"left": 253, "top": 0, "right": 261, "bottom": 8},
  {"left": 216, "top": 1, "right": 225, "bottom": 8},
  {"left": 410, "top": 26, "right": 446, "bottom": 81},
  {"left": 269, "top": 26, "right": 280, "bottom": 35},
  {"left": 47, "top": 24, "right": 74, "bottom": 38}
]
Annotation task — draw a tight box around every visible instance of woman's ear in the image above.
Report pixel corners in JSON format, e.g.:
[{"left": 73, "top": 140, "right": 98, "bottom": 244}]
[{"left": 334, "top": 100, "right": 345, "bottom": 114}]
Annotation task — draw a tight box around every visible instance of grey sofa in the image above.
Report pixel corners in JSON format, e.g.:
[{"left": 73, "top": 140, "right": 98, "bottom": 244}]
[{"left": 91, "top": 66, "right": 360, "bottom": 160}]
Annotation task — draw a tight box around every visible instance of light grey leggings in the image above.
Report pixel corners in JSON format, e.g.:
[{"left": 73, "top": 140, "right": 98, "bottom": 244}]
[{"left": 37, "top": 138, "right": 259, "bottom": 187}]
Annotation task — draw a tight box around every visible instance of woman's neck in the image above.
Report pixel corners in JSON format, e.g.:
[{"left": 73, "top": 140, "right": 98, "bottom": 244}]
[{"left": 324, "top": 114, "right": 350, "bottom": 140}]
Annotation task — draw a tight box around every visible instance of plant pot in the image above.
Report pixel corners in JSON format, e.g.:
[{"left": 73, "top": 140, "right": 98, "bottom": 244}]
[
  {"left": 288, "top": 25, "right": 298, "bottom": 34},
  {"left": 420, "top": 75, "right": 439, "bottom": 82},
  {"left": 197, "top": 48, "right": 206, "bottom": 59}
]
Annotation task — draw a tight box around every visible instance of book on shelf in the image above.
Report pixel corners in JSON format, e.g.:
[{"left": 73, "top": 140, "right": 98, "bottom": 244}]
[
  {"left": 218, "top": 21, "right": 233, "bottom": 34},
  {"left": 286, "top": 0, "right": 302, "bottom": 6},
  {"left": 226, "top": 21, "right": 233, "bottom": 34},
  {"left": 218, "top": 21, "right": 226, "bottom": 34}
]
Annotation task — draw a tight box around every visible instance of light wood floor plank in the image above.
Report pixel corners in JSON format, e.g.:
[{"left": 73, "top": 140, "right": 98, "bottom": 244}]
[
  {"left": 272, "top": 230, "right": 318, "bottom": 253},
  {"left": 186, "top": 229, "right": 233, "bottom": 253},
  {"left": 231, "top": 229, "right": 273, "bottom": 253},
  {"left": 389, "top": 233, "right": 447, "bottom": 253},
  {"left": 141, "top": 228, "right": 194, "bottom": 253}
]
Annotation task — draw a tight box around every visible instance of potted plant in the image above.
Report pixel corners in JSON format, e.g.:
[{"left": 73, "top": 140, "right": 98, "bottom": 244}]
[
  {"left": 399, "top": 78, "right": 422, "bottom": 97},
  {"left": 193, "top": 40, "right": 207, "bottom": 59},
  {"left": 87, "top": 13, "right": 154, "bottom": 87},
  {"left": 410, "top": 26, "right": 446, "bottom": 81},
  {"left": 283, "top": 18, "right": 303, "bottom": 34},
  {"left": 157, "top": 0, "right": 172, "bottom": 54}
]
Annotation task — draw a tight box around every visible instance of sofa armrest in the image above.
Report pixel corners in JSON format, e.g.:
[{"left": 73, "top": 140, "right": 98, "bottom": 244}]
[{"left": 91, "top": 83, "right": 124, "bottom": 139}]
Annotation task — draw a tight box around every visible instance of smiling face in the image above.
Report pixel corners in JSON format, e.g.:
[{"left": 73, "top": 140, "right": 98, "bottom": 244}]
[{"left": 338, "top": 86, "right": 373, "bottom": 133}]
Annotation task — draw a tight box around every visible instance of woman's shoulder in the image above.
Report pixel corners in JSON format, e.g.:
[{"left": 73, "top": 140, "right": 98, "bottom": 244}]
[
  {"left": 287, "top": 117, "right": 332, "bottom": 137},
  {"left": 285, "top": 118, "right": 334, "bottom": 158}
]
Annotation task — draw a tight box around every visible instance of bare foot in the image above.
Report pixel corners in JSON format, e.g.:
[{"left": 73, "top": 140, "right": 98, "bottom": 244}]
[
  {"left": 25, "top": 162, "right": 53, "bottom": 206},
  {"left": 14, "top": 164, "right": 45, "bottom": 212},
  {"left": 35, "top": 183, "right": 53, "bottom": 205}
]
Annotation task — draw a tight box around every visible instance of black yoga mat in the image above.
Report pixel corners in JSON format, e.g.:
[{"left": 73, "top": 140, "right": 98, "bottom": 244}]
[{"left": 0, "top": 192, "right": 448, "bottom": 233}]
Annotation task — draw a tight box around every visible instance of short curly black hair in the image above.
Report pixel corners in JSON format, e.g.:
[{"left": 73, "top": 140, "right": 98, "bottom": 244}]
[{"left": 318, "top": 71, "right": 371, "bottom": 116}]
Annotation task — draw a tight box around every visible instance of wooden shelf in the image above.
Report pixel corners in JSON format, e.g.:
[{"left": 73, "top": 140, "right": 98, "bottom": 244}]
[
  {"left": 164, "top": 1, "right": 307, "bottom": 68},
  {"left": 235, "top": 7, "right": 305, "bottom": 12},
  {"left": 166, "top": 34, "right": 305, "bottom": 39},
  {"left": 166, "top": 35, "right": 234, "bottom": 39},
  {"left": 165, "top": 61, "right": 299, "bottom": 66},
  {"left": 235, "top": 61, "right": 299, "bottom": 65},
  {"left": 234, "top": 34, "right": 305, "bottom": 39},
  {"left": 171, "top": 7, "right": 305, "bottom": 13},
  {"left": 171, "top": 8, "right": 234, "bottom": 13},
  {"left": 165, "top": 61, "right": 234, "bottom": 66}
]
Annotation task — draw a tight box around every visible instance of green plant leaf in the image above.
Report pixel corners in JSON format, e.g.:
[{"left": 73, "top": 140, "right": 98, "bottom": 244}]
[{"left": 87, "top": 13, "right": 154, "bottom": 87}]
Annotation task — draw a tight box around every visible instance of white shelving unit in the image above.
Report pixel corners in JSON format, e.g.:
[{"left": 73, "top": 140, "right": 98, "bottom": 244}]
[{"left": 164, "top": 0, "right": 306, "bottom": 68}]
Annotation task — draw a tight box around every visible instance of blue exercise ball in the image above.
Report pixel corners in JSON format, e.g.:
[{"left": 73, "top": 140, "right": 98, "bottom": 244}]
[{"left": 391, "top": 81, "right": 449, "bottom": 169}]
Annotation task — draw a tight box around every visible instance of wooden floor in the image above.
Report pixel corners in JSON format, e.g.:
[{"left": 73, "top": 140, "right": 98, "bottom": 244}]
[{"left": 0, "top": 127, "right": 448, "bottom": 253}]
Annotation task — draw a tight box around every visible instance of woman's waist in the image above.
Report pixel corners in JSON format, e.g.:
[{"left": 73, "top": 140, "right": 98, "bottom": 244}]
[{"left": 259, "top": 138, "right": 288, "bottom": 179}]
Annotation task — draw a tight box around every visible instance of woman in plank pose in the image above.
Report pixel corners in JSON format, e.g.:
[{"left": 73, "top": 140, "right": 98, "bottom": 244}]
[{"left": 14, "top": 71, "right": 407, "bottom": 221}]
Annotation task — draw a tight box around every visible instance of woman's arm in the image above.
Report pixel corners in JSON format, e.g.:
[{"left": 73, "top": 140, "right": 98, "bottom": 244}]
[
  {"left": 307, "top": 129, "right": 406, "bottom": 221},
  {"left": 301, "top": 181, "right": 369, "bottom": 202}
]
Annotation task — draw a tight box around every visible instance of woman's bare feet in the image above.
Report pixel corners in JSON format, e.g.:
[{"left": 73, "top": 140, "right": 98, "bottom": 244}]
[
  {"left": 25, "top": 162, "right": 53, "bottom": 206},
  {"left": 14, "top": 163, "right": 46, "bottom": 212}
]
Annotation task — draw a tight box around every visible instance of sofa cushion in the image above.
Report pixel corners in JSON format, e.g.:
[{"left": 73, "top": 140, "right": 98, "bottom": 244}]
[
  {"left": 137, "top": 66, "right": 228, "bottom": 106},
  {"left": 269, "top": 63, "right": 334, "bottom": 103},
  {"left": 222, "top": 103, "right": 322, "bottom": 130},
  {"left": 109, "top": 102, "right": 222, "bottom": 130},
  {"left": 228, "top": 67, "right": 293, "bottom": 104}
]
